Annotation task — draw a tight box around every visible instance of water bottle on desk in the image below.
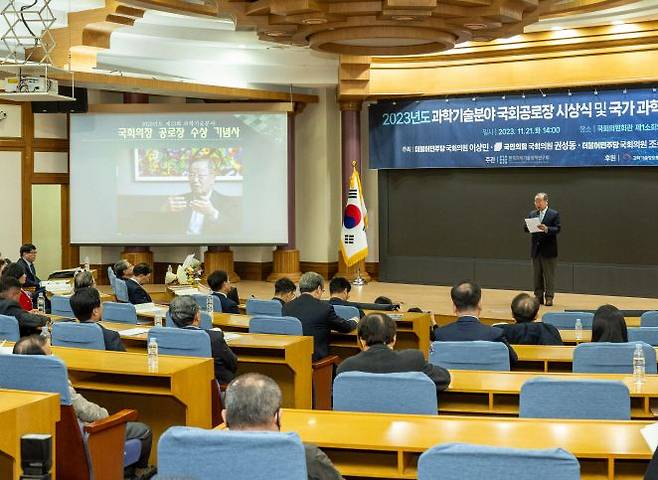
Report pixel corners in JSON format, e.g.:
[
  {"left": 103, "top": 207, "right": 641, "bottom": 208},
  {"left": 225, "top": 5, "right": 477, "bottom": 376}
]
[
  {"left": 37, "top": 293, "right": 45, "bottom": 314},
  {"left": 83, "top": 256, "right": 90, "bottom": 272},
  {"left": 574, "top": 318, "right": 583, "bottom": 341},
  {"left": 148, "top": 337, "right": 159, "bottom": 371},
  {"left": 633, "top": 343, "right": 646, "bottom": 384},
  {"left": 206, "top": 295, "right": 214, "bottom": 314},
  {"left": 154, "top": 311, "right": 163, "bottom": 328},
  {"left": 41, "top": 318, "right": 52, "bottom": 341}
]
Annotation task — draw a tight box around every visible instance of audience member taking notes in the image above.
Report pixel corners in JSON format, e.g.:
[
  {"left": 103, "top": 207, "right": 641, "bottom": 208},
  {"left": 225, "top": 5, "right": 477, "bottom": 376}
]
[
  {"left": 592, "top": 304, "right": 628, "bottom": 343},
  {"left": 13, "top": 335, "right": 156, "bottom": 479},
  {"left": 283, "top": 272, "right": 358, "bottom": 361},
  {"left": 222, "top": 373, "right": 344, "bottom": 480},
  {"left": 273, "top": 277, "right": 297, "bottom": 306},
  {"left": 0, "top": 276, "right": 47, "bottom": 336},
  {"left": 337, "top": 313, "right": 450, "bottom": 396},
  {"left": 70, "top": 287, "right": 126, "bottom": 352},
  {"left": 127, "top": 263, "right": 153, "bottom": 305},
  {"left": 328, "top": 276, "right": 365, "bottom": 318},
  {"left": 169, "top": 295, "right": 238, "bottom": 384},
  {"left": 208, "top": 270, "right": 240, "bottom": 314},
  {"left": 500, "top": 293, "right": 563, "bottom": 345}
]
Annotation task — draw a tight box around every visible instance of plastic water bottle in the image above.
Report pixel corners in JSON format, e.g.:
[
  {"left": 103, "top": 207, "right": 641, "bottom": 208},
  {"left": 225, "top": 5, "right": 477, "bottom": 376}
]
[
  {"left": 634, "top": 344, "right": 646, "bottom": 384},
  {"left": 83, "top": 256, "right": 90, "bottom": 271},
  {"left": 41, "top": 319, "right": 51, "bottom": 341},
  {"left": 37, "top": 293, "right": 45, "bottom": 313},
  {"left": 574, "top": 318, "right": 583, "bottom": 341},
  {"left": 154, "top": 311, "right": 163, "bottom": 328},
  {"left": 148, "top": 337, "right": 159, "bottom": 371},
  {"left": 206, "top": 295, "right": 214, "bottom": 314},
  {"left": 167, "top": 265, "right": 173, "bottom": 274}
]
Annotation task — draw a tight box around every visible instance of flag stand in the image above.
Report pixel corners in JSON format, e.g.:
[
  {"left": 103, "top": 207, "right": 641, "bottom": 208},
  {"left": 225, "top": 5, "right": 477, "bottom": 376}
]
[{"left": 352, "top": 268, "right": 367, "bottom": 286}]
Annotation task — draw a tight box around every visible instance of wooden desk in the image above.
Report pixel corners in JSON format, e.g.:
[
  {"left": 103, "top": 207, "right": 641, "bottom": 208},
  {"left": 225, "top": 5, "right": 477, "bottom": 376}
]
[
  {"left": 278, "top": 409, "right": 652, "bottom": 480},
  {"left": 101, "top": 321, "right": 313, "bottom": 409},
  {"left": 0, "top": 389, "right": 60, "bottom": 480},
  {"left": 51, "top": 346, "right": 213, "bottom": 462},
  {"left": 437, "top": 314, "right": 642, "bottom": 328},
  {"left": 558, "top": 329, "right": 592, "bottom": 344},
  {"left": 445, "top": 369, "right": 658, "bottom": 418}
]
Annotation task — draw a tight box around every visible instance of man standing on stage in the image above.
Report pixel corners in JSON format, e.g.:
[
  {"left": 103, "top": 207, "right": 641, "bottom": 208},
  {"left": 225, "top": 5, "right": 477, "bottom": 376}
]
[{"left": 525, "top": 192, "right": 561, "bottom": 306}]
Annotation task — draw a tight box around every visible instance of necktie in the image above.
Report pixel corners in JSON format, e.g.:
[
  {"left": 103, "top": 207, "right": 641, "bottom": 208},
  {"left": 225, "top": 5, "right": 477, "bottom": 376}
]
[{"left": 539, "top": 210, "right": 545, "bottom": 223}]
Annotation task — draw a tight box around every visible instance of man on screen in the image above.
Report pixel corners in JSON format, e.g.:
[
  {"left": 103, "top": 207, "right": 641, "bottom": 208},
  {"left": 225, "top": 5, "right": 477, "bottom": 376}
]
[
  {"left": 524, "top": 192, "right": 561, "bottom": 306},
  {"left": 165, "top": 156, "right": 235, "bottom": 235}
]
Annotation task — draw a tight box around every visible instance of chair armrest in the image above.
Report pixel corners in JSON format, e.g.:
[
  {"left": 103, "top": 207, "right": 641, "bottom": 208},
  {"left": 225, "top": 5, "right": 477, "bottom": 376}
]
[
  {"left": 84, "top": 409, "right": 137, "bottom": 434},
  {"left": 312, "top": 355, "right": 340, "bottom": 370}
]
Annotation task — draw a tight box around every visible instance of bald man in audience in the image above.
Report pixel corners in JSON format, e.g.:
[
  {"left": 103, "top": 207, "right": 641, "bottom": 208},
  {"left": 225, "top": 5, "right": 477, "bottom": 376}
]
[
  {"left": 223, "top": 373, "right": 344, "bottom": 480},
  {"left": 500, "top": 293, "right": 563, "bottom": 345}
]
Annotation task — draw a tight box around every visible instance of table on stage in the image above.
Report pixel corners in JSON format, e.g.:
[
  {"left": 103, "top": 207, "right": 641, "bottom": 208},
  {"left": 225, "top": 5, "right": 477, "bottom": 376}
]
[
  {"left": 278, "top": 409, "right": 652, "bottom": 480},
  {"left": 444, "top": 369, "right": 658, "bottom": 418},
  {"left": 51, "top": 346, "right": 213, "bottom": 462},
  {"left": 102, "top": 321, "right": 313, "bottom": 409},
  {"left": 0, "top": 389, "right": 60, "bottom": 480}
]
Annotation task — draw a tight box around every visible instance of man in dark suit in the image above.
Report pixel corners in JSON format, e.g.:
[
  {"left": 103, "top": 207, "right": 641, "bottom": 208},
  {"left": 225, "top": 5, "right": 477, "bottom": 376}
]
[
  {"left": 0, "top": 276, "right": 48, "bottom": 336},
  {"left": 434, "top": 281, "right": 517, "bottom": 364},
  {"left": 169, "top": 295, "right": 238, "bottom": 384},
  {"left": 283, "top": 272, "right": 358, "bottom": 361},
  {"left": 208, "top": 270, "right": 240, "bottom": 314},
  {"left": 16, "top": 243, "right": 40, "bottom": 288},
  {"left": 524, "top": 192, "right": 561, "bottom": 306},
  {"left": 337, "top": 313, "right": 450, "bottom": 396},
  {"left": 272, "top": 277, "right": 296, "bottom": 306},
  {"left": 126, "top": 263, "right": 153, "bottom": 305},
  {"left": 69, "top": 287, "right": 126, "bottom": 352},
  {"left": 327, "top": 276, "right": 365, "bottom": 318},
  {"left": 499, "top": 293, "right": 563, "bottom": 346}
]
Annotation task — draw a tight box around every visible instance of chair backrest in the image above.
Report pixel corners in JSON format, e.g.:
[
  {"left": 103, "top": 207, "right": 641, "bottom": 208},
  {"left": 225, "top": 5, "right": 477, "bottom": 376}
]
[
  {"left": 114, "top": 278, "right": 129, "bottom": 303},
  {"left": 641, "top": 311, "right": 658, "bottom": 327},
  {"left": 0, "top": 314, "right": 20, "bottom": 342},
  {"left": 52, "top": 322, "right": 106, "bottom": 351},
  {"left": 0, "top": 354, "right": 71, "bottom": 405},
  {"left": 417, "top": 443, "right": 580, "bottom": 480},
  {"left": 519, "top": 377, "right": 630, "bottom": 420},
  {"left": 333, "top": 371, "right": 437, "bottom": 415},
  {"left": 332, "top": 304, "right": 360, "bottom": 321},
  {"left": 542, "top": 312, "right": 593, "bottom": 329},
  {"left": 165, "top": 311, "right": 213, "bottom": 330},
  {"left": 147, "top": 326, "right": 211, "bottom": 358},
  {"left": 192, "top": 294, "right": 222, "bottom": 313},
  {"left": 158, "top": 427, "right": 307, "bottom": 480},
  {"left": 107, "top": 266, "right": 116, "bottom": 290},
  {"left": 245, "top": 299, "right": 283, "bottom": 317},
  {"left": 51, "top": 295, "right": 75, "bottom": 318},
  {"left": 249, "top": 316, "right": 303, "bottom": 336},
  {"left": 102, "top": 301, "right": 137, "bottom": 324},
  {"left": 429, "top": 341, "right": 510, "bottom": 371},
  {"left": 628, "top": 327, "right": 658, "bottom": 346},
  {"left": 573, "top": 341, "right": 657, "bottom": 374}
]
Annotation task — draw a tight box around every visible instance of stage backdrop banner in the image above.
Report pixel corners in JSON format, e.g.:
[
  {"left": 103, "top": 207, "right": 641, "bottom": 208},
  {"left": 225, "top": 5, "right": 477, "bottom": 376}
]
[{"left": 369, "top": 88, "right": 658, "bottom": 169}]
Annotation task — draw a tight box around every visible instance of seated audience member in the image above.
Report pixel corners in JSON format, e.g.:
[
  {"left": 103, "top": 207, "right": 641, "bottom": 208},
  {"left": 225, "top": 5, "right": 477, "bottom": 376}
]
[
  {"left": 592, "top": 304, "right": 628, "bottom": 343},
  {"left": 2, "top": 262, "right": 34, "bottom": 311},
  {"left": 73, "top": 270, "right": 96, "bottom": 291},
  {"left": 17, "top": 243, "right": 40, "bottom": 288},
  {"left": 0, "top": 277, "right": 47, "bottom": 336},
  {"left": 434, "top": 281, "right": 517, "bottom": 364},
  {"left": 223, "top": 373, "right": 344, "bottom": 480},
  {"left": 13, "top": 335, "right": 155, "bottom": 479},
  {"left": 407, "top": 307, "right": 423, "bottom": 313},
  {"left": 328, "top": 276, "right": 365, "bottom": 318},
  {"left": 500, "top": 293, "right": 563, "bottom": 345},
  {"left": 337, "top": 313, "right": 450, "bottom": 395},
  {"left": 208, "top": 270, "right": 240, "bottom": 314},
  {"left": 126, "top": 263, "right": 153, "bottom": 305},
  {"left": 69, "top": 287, "right": 125, "bottom": 352},
  {"left": 283, "top": 272, "right": 358, "bottom": 361},
  {"left": 273, "top": 277, "right": 296, "bottom": 306},
  {"left": 169, "top": 295, "right": 237, "bottom": 384},
  {"left": 114, "top": 259, "right": 134, "bottom": 280},
  {"left": 373, "top": 295, "right": 400, "bottom": 311}
]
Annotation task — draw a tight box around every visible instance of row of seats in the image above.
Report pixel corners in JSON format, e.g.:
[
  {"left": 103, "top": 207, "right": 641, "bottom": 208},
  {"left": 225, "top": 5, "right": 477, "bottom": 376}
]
[
  {"left": 542, "top": 311, "right": 658, "bottom": 328},
  {"left": 332, "top": 371, "right": 631, "bottom": 420}
]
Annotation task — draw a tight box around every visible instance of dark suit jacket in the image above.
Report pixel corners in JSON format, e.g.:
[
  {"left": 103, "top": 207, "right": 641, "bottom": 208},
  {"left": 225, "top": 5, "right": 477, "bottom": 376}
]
[
  {"left": 524, "top": 208, "right": 561, "bottom": 258},
  {"left": 212, "top": 292, "right": 240, "bottom": 314},
  {"left": 81, "top": 320, "right": 126, "bottom": 352},
  {"left": 283, "top": 294, "right": 357, "bottom": 361},
  {"left": 0, "top": 298, "right": 48, "bottom": 337},
  {"left": 336, "top": 344, "right": 451, "bottom": 396},
  {"left": 17, "top": 258, "right": 40, "bottom": 288},
  {"left": 434, "top": 316, "right": 517, "bottom": 363},
  {"left": 500, "top": 322, "right": 563, "bottom": 346},
  {"left": 272, "top": 297, "right": 286, "bottom": 307},
  {"left": 328, "top": 297, "right": 365, "bottom": 318},
  {"left": 126, "top": 279, "right": 152, "bottom": 305},
  {"left": 182, "top": 325, "right": 238, "bottom": 384}
]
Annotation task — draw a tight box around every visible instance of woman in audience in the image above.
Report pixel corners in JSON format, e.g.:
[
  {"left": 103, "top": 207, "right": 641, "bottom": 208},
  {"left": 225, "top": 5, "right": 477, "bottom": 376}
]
[
  {"left": 592, "top": 304, "right": 628, "bottom": 342},
  {"left": 1, "top": 262, "right": 34, "bottom": 311}
]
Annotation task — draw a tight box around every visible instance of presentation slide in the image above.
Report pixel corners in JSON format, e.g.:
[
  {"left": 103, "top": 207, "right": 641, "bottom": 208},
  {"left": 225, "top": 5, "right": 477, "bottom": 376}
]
[
  {"left": 370, "top": 87, "right": 658, "bottom": 169},
  {"left": 70, "top": 111, "right": 288, "bottom": 244}
]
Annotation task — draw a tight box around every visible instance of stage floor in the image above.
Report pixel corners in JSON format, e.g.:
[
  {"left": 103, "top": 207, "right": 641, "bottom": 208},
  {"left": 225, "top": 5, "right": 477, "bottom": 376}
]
[{"left": 137, "top": 280, "right": 658, "bottom": 321}]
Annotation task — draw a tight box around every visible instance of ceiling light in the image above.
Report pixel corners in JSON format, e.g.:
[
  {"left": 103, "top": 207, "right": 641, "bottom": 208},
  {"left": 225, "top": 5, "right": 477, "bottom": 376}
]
[
  {"left": 551, "top": 26, "right": 563, "bottom": 31},
  {"left": 302, "top": 18, "right": 327, "bottom": 25},
  {"left": 465, "top": 23, "right": 487, "bottom": 30},
  {"left": 612, "top": 21, "right": 625, "bottom": 26},
  {"left": 265, "top": 31, "right": 290, "bottom": 37},
  {"left": 392, "top": 16, "right": 415, "bottom": 21}
]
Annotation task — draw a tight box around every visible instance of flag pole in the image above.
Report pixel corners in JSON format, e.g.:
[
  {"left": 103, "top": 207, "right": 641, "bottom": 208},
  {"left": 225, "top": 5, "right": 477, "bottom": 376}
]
[{"left": 350, "top": 160, "right": 367, "bottom": 286}]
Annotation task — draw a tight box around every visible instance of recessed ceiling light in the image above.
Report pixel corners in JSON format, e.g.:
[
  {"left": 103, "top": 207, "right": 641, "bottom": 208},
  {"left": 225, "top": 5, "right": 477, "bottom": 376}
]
[
  {"left": 551, "top": 26, "right": 564, "bottom": 31},
  {"left": 265, "top": 31, "right": 290, "bottom": 37},
  {"left": 393, "top": 16, "right": 415, "bottom": 21},
  {"left": 612, "top": 20, "right": 625, "bottom": 26},
  {"left": 302, "top": 18, "right": 327, "bottom": 25},
  {"left": 465, "top": 23, "right": 487, "bottom": 30}
]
